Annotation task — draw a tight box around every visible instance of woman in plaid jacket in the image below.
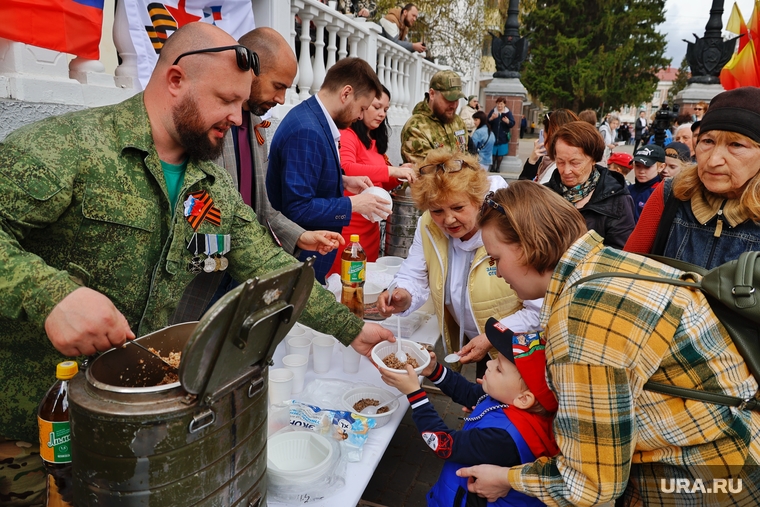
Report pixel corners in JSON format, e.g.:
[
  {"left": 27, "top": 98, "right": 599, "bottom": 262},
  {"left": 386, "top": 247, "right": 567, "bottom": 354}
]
[{"left": 458, "top": 181, "right": 760, "bottom": 506}]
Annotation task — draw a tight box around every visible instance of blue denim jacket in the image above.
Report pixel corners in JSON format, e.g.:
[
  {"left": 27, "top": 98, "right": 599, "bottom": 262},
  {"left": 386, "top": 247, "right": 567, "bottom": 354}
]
[{"left": 661, "top": 181, "right": 760, "bottom": 269}]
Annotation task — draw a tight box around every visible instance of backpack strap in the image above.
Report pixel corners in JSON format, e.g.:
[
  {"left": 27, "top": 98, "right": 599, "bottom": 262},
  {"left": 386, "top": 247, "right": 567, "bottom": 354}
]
[
  {"left": 569, "top": 270, "right": 760, "bottom": 411},
  {"left": 651, "top": 178, "right": 678, "bottom": 256}
]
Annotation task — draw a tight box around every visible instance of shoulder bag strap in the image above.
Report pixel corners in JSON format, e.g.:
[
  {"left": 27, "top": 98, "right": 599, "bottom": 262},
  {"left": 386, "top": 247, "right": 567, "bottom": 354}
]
[{"left": 651, "top": 178, "right": 678, "bottom": 256}]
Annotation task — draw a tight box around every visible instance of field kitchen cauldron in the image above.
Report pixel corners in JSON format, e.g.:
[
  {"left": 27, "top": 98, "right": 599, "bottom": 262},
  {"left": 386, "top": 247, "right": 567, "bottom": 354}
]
[{"left": 68, "top": 260, "right": 315, "bottom": 506}]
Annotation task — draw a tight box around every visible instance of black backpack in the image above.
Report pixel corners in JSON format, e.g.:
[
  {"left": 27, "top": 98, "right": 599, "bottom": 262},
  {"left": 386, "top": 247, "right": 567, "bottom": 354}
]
[{"left": 570, "top": 251, "right": 760, "bottom": 411}]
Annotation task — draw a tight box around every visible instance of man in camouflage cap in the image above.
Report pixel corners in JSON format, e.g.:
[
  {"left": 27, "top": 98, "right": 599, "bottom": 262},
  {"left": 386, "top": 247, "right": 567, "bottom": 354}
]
[
  {"left": 401, "top": 69, "right": 469, "bottom": 165},
  {"left": 0, "top": 23, "right": 392, "bottom": 506}
]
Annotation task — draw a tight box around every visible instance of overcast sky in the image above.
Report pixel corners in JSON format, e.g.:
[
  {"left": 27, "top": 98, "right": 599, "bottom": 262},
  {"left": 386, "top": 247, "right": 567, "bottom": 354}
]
[{"left": 662, "top": 0, "right": 755, "bottom": 65}]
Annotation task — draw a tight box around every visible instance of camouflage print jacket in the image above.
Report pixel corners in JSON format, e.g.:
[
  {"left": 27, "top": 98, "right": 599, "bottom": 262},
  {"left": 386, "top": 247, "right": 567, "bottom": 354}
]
[
  {"left": 0, "top": 93, "right": 363, "bottom": 442},
  {"left": 400, "top": 99, "right": 469, "bottom": 165}
]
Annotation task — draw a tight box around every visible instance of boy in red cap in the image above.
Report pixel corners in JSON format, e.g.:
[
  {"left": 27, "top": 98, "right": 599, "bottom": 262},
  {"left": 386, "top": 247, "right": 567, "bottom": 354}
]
[
  {"left": 380, "top": 317, "right": 559, "bottom": 507},
  {"left": 607, "top": 152, "right": 633, "bottom": 178}
]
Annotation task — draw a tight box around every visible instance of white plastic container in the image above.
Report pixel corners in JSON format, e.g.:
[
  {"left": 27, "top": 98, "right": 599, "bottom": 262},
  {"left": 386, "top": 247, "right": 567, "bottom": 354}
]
[
  {"left": 267, "top": 431, "right": 334, "bottom": 486},
  {"left": 342, "top": 386, "right": 400, "bottom": 428},
  {"left": 371, "top": 338, "right": 431, "bottom": 375}
]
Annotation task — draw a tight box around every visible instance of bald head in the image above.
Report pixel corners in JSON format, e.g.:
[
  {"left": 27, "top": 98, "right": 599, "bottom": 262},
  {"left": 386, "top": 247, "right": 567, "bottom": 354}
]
[
  {"left": 238, "top": 27, "right": 296, "bottom": 76},
  {"left": 143, "top": 22, "right": 252, "bottom": 165},
  {"left": 156, "top": 23, "right": 238, "bottom": 76},
  {"left": 238, "top": 27, "right": 297, "bottom": 115}
]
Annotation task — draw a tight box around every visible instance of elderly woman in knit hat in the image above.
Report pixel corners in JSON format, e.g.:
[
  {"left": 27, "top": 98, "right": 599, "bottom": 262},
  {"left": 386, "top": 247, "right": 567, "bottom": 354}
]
[{"left": 624, "top": 87, "right": 760, "bottom": 268}]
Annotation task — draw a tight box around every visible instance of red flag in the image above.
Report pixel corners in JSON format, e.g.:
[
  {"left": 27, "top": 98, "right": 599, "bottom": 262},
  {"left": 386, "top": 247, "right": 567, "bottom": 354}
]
[
  {"left": 721, "top": 39, "right": 760, "bottom": 89},
  {"left": 0, "top": 0, "right": 104, "bottom": 60}
]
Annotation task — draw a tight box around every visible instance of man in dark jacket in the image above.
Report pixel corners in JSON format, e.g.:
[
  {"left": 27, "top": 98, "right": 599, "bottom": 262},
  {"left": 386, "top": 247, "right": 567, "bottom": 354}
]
[{"left": 488, "top": 97, "right": 515, "bottom": 172}]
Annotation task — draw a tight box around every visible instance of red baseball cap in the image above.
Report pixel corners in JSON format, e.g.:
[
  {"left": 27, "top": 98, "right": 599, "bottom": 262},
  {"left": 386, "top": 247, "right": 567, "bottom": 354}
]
[{"left": 607, "top": 152, "right": 633, "bottom": 169}]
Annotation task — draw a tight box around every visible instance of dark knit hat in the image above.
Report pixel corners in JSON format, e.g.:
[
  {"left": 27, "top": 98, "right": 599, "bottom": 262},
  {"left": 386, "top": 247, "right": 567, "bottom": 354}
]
[
  {"left": 699, "top": 87, "right": 760, "bottom": 143},
  {"left": 484, "top": 317, "right": 558, "bottom": 412}
]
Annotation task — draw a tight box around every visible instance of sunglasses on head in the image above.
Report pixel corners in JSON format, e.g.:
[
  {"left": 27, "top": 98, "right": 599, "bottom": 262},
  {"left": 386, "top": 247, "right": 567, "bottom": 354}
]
[
  {"left": 544, "top": 111, "right": 553, "bottom": 123},
  {"left": 480, "top": 191, "right": 507, "bottom": 217},
  {"left": 418, "top": 158, "right": 477, "bottom": 175},
  {"left": 172, "top": 45, "right": 260, "bottom": 76}
]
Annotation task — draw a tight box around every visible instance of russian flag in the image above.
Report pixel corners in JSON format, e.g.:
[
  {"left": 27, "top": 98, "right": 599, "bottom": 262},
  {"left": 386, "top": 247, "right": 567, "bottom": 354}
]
[{"left": 0, "top": 0, "right": 104, "bottom": 60}]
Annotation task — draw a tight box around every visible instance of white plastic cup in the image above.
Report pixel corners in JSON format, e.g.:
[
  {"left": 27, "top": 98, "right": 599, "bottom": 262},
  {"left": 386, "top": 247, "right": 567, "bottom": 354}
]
[
  {"left": 269, "top": 368, "right": 294, "bottom": 405},
  {"left": 342, "top": 345, "right": 361, "bottom": 374},
  {"left": 282, "top": 354, "right": 308, "bottom": 393},
  {"left": 328, "top": 0, "right": 337, "bottom": 9},
  {"left": 286, "top": 336, "right": 312, "bottom": 358},
  {"left": 377, "top": 256, "right": 404, "bottom": 276},
  {"left": 311, "top": 335, "right": 335, "bottom": 374}
]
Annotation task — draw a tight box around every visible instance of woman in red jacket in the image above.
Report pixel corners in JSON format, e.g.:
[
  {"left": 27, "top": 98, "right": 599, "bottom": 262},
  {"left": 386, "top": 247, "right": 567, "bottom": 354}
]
[{"left": 328, "top": 86, "right": 416, "bottom": 275}]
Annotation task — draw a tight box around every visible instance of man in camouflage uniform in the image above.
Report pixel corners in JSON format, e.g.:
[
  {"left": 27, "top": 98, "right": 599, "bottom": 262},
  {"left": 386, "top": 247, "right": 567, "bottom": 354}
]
[
  {"left": 0, "top": 23, "right": 392, "bottom": 506},
  {"left": 401, "top": 70, "right": 469, "bottom": 165}
]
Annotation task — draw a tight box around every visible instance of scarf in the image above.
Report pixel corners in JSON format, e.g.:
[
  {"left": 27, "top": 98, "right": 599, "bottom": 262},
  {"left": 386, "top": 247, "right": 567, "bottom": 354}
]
[
  {"left": 503, "top": 406, "right": 560, "bottom": 459},
  {"left": 560, "top": 167, "right": 600, "bottom": 204}
]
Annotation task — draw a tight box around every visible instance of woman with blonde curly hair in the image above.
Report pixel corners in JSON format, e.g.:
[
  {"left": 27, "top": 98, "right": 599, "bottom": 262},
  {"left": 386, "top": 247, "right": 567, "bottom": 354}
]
[
  {"left": 377, "top": 149, "right": 541, "bottom": 376},
  {"left": 625, "top": 87, "right": 760, "bottom": 269}
]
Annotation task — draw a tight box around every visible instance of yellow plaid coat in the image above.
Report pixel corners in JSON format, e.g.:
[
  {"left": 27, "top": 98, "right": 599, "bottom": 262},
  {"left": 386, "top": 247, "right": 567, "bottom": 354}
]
[{"left": 509, "top": 232, "right": 760, "bottom": 506}]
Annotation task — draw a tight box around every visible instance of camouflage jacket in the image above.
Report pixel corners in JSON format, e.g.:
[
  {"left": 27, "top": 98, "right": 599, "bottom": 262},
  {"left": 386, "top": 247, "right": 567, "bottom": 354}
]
[
  {"left": 400, "top": 99, "right": 468, "bottom": 165},
  {"left": 0, "top": 93, "right": 363, "bottom": 442}
]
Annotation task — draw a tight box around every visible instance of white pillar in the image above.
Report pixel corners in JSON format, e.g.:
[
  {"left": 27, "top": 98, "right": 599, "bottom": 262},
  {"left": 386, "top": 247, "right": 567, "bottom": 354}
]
[
  {"left": 312, "top": 19, "right": 327, "bottom": 92},
  {"left": 297, "top": 11, "right": 315, "bottom": 99}
]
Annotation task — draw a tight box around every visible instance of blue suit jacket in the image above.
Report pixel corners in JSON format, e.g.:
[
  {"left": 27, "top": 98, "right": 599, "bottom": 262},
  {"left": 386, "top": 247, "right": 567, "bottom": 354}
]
[{"left": 267, "top": 96, "right": 352, "bottom": 282}]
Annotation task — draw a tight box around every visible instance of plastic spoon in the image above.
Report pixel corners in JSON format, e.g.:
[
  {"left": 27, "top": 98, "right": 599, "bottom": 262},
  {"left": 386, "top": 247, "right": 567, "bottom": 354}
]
[
  {"left": 360, "top": 393, "right": 406, "bottom": 415},
  {"left": 395, "top": 316, "right": 407, "bottom": 363},
  {"left": 444, "top": 353, "right": 461, "bottom": 364}
]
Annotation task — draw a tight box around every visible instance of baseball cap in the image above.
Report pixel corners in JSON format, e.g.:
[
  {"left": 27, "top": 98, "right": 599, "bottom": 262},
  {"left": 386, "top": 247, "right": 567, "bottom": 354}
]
[
  {"left": 633, "top": 145, "right": 666, "bottom": 167},
  {"left": 430, "top": 70, "right": 466, "bottom": 102},
  {"left": 664, "top": 142, "right": 691, "bottom": 162},
  {"left": 484, "top": 317, "right": 558, "bottom": 412},
  {"left": 607, "top": 152, "right": 633, "bottom": 169}
]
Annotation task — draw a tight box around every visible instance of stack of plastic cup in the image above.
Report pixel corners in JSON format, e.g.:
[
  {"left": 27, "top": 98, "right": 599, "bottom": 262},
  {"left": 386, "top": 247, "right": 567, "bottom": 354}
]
[
  {"left": 282, "top": 354, "right": 308, "bottom": 393},
  {"left": 311, "top": 335, "right": 335, "bottom": 374},
  {"left": 268, "top": 368, "right": 294, "bottom": 405}
]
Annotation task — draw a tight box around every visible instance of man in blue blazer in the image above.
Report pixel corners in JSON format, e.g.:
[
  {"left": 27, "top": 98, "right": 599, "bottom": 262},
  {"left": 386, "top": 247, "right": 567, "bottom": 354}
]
[{"left": 267, "top": 57, "right": 391, "bottom": 282}]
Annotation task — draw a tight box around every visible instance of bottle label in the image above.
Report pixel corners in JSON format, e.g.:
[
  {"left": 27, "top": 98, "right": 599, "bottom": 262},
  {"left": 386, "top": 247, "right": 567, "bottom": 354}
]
[
  {"left": 38, "top": 418, "right": 72, "bottom": 464},
  {"left": 341, "top": 260, "right": 365, "bottom": 283}
]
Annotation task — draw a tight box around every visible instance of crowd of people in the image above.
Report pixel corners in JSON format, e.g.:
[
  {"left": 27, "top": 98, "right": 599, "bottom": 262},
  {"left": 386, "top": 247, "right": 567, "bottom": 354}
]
[{"left": 2, "top": 12, "right": 760, "bottom": 507}]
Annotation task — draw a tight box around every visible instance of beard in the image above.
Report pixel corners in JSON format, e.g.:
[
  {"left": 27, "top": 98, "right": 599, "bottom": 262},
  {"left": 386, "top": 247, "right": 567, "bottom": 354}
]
[
  {"left": 334, "top": 105, "right": 357, "bottom": 130},
  {"left": 247, "top": 79, "right": 277, "bottom": 116},
  {"left": 431, "top": 100, "right": 456, "bottom": 124},
  {"left": 172, "top": 94, "right": 227, "bottom": 161}
]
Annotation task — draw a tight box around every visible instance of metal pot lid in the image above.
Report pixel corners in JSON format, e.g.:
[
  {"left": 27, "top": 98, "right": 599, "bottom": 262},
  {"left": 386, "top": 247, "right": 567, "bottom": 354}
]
[{"left": 179, "top": 259, "right": 315, "bottom": 403}]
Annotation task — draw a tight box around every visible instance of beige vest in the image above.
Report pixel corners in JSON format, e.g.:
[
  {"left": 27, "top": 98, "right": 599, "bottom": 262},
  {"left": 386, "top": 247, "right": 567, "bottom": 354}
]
[{"left": 419, "top": 213, "right": 522, "bottom": 359}]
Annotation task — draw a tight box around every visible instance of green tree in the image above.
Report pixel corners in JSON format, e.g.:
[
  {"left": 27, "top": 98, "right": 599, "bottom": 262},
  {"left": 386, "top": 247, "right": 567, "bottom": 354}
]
[
  {"left": 668, "top": 56, "right": 690, "bottom": 103},
  {"left": 522, "top": 0, "right": 670, "bottom": 112}
]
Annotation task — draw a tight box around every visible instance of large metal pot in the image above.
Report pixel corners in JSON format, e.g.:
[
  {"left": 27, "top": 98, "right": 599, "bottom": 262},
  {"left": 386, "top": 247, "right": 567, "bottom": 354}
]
[
  {"left": 384, "top": 186, "right": 421, "bottom": 258},
  {"left": 68, "top": 261, "right": 315, "bottom": 506}
]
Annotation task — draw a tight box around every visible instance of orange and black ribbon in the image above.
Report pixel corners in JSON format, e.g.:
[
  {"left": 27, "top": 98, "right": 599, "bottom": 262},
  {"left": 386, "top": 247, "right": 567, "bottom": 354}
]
[
  {"left": 185, "top": 190, "right": 221, "bottom": 230},
  {"left": 254, "top": 120, "right": 271, "bottom": 146}
]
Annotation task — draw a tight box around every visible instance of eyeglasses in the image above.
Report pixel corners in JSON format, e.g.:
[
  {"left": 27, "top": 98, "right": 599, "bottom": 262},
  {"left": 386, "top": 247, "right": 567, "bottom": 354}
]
[
  {"left": 480, "top": 191, "right": 507, "bottom": 217},
  {"left": 694, "top": 107, "right": 703, "bottom": 111},
  {"left": 172, "top": 45, "right": 260, "bottom": 76},
  {"left": 419, "top": 159, "right": 476, "bottom": 175}
]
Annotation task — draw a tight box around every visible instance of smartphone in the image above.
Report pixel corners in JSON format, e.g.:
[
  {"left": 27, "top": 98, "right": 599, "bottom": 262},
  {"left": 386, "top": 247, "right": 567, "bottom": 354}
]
[{"left": 538, "top": 129, "right": 545, "bottom": 145}]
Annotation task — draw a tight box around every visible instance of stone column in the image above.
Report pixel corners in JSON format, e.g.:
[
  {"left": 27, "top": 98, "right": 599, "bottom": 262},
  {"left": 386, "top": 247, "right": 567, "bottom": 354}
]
[{"left": 483, "top": 78, "right": 527, "bottom": 180}]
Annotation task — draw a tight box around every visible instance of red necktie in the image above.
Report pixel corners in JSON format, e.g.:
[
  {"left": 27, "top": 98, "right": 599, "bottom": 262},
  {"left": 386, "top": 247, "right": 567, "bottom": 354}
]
[{"left": 237, "top": 114, "right": 253, "bottom": 207}]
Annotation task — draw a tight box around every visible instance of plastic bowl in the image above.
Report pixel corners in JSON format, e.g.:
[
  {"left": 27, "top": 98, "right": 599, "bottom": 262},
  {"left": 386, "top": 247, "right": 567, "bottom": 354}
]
[
  {"left": 360, "top": 187, "right": 393, "bottom": 222},
  {"left": 267, "top": 431, "right": 333, "bottom": 486},
  {"left": 371, "top": 338, "right": 431, "bottom": 375},
  {"left": 342, "top": 386, "right": 400, "bottom": 428}
]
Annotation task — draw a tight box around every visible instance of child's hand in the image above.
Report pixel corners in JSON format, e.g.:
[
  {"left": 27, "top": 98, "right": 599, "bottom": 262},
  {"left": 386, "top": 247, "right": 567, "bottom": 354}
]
[
  {"left": 379, "top": 364, "right": 421, "bottom": 394},
  {"left": 421, "top": 351, "right": 437, "bottom": 377}
]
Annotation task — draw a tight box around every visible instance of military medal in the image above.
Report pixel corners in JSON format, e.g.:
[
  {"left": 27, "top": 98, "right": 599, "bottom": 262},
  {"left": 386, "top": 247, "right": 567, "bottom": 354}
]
[
  {"left": 217, "top": 234, "right": 231, "bottom": 271},
  {"left": 186, "top": 233, "right": 203, "bottom": 274},
  {"left": 203, "top": 234, "right": 219, "bottom": 273}
]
